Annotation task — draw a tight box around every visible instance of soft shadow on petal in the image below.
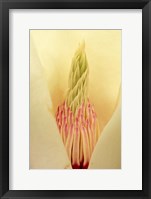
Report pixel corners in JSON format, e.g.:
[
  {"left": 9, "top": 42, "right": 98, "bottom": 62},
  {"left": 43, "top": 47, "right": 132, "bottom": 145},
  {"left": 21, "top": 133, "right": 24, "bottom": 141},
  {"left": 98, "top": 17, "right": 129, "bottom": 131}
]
[
  {"left": 30, "top": 31, "right": 76, "bottom": 115},
  {"left": 88, "top": 88, "right": 121, "bottom": 169},
  {"left": 85, "top": 30, "right": 121, "bottom": 127},
  {"left": 30, "top": 34, "right": 71, "bottom": 169}
]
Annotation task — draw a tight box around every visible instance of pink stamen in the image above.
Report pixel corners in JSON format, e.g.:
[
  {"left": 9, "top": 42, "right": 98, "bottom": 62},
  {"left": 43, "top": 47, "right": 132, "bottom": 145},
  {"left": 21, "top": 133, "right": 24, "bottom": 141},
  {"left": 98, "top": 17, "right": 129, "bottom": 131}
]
[{"left": 56, "top": 99, "right": 100, "bottom": 169}]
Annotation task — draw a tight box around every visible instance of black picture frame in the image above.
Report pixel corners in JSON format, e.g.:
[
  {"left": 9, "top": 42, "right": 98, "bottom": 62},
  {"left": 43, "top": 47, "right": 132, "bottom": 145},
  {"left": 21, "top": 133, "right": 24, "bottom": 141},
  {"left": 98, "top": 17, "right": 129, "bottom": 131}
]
[{"left": 0, "top": 0, "right": 150, "bottom": 198}]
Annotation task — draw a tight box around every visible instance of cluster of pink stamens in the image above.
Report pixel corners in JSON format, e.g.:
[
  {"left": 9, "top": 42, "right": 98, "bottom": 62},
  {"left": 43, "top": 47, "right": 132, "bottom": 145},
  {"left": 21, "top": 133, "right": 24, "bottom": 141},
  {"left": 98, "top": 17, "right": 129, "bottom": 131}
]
[{"left": 56, "top": 99, "right": 100, "bottom": 169}]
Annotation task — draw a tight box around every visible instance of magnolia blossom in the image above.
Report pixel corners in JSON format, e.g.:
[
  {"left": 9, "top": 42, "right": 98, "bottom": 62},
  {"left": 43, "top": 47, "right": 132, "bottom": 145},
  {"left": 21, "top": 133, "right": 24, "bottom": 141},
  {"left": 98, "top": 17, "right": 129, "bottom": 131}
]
[{"left": 30, "top": 30, "right": 121, "bottom": 169}]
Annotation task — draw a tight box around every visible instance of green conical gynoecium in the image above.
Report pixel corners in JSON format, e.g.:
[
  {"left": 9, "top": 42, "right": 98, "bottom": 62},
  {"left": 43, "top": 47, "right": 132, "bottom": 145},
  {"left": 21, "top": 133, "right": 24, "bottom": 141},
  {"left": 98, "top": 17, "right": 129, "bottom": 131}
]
[{"left": 66, "top": 42, "right": 89, "bottom": 115}]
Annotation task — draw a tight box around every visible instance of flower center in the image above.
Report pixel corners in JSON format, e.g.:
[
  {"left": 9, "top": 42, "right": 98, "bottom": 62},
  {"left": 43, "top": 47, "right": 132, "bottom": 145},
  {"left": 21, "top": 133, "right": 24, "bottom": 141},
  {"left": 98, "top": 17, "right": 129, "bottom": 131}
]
[{"left": 56, "top": 42, "right": 100, "bottom": 169}]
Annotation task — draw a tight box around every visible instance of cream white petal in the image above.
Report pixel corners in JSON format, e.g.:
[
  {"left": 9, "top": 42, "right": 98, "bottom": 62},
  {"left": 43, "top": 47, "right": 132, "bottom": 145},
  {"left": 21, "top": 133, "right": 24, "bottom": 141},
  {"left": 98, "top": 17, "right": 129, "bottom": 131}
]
[
  {"left": 88, "top": 90, "right": 121, "bottom": 169},
  {"left": 30, "top": 35, "right": 71, "bottom": 169}
]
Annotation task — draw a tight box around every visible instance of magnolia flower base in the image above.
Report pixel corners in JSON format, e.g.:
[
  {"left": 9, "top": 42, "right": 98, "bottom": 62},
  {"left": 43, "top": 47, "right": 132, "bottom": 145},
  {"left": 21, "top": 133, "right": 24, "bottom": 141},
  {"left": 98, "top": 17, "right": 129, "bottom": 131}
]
[{"left": 56, "top": 100, "right": 100, "bottom": 169}]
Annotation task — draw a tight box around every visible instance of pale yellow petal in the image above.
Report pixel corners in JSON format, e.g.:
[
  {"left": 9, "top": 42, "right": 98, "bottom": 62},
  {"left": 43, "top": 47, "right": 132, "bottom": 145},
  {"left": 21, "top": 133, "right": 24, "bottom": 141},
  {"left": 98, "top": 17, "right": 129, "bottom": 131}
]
[
  {"left": 30, "top": 35, "right": 71, "bottom": 169},
  {"left": 87, "top": 30, "right": 121, "bottom": 126},
  {"left": 89, "top": 90, "right": 121, "bottom": 169}
]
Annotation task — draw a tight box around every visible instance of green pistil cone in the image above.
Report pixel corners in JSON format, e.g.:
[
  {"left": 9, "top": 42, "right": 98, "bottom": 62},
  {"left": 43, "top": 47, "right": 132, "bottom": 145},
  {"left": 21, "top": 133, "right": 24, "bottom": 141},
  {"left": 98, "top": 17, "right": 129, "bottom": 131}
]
[{"left": 66, "top": 42, "right": 89, "bottom": 115}]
